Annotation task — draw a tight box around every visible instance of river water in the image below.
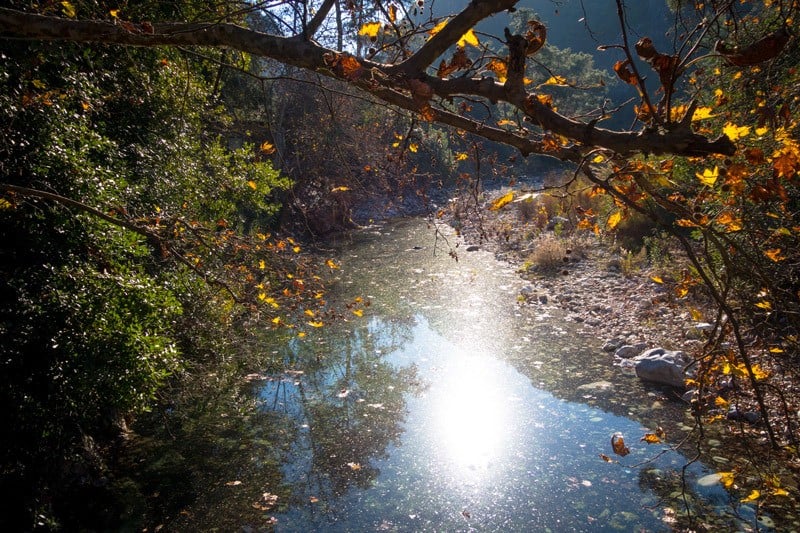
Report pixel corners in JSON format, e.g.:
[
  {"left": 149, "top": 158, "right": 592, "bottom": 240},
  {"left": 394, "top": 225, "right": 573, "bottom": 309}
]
[{"left": 121, "top": 218, "right": 773, "bottom": 531}]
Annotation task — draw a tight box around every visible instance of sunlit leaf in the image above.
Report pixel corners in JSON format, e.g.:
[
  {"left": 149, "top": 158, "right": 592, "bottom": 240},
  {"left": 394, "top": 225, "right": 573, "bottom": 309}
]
[
  {"left": 304, "top": 309, "right": 315, "bottom": 317},
  {"left": 599, "top": 453, "right": 613, "bottom": 462},
  {"left": 650, "top": 275, "right": 664, "bottom": 284},
  {"left": 326, "top": 259, "right": 339, "bottom": 269},
  {"left": 260, "top": 141, "right": 276, "bottom": 154},
  {"left": 696, "top": 166, "right": 719, "bottom": 186},
  {"left": 485, "top": 59, "right": 508, "bottom": 83},
  {"left": 409, "top": 142, "right": 419, "bottom": 153},
  {"left": 353, "top": 309, "right": 364, "bottom": 317},
  {"left": 714, "top": 396, "right": 730, "bottom": 408},
  {"left": 331, "top": 186, "right": 350, "bottom": 193},
  {"left": 718, "top": 471, "right": 735, "bottom": 489},
  {"left": 641, "top": 433, "right": 661, "bottom": 444},
  {"left": 755, "top": 125, "right": 769, "bottom": 136},
  {"left": 756, "top": 300, "right": 773, "bottom": 310},
  {"left": 764, "top": 248, "right": 785, "bottom": 262},
  {"left": 722, "top": 122, "right": 751, "bottom": 141},
  {"left": 543, "top": 75, "right": 569, "bottom": 86},
  {"left": 109, "top": 9, "right": 119, "bottom": 18},
  {"left": 691, "top": 106, "right": 715, "bottom": 121},
  {"left": 307, "top": 321, "right": 323, "bottom": 328},
  {"left": 489, "top": 191, "right": 514, "bottom": 211},
  {"left": 592, "top": 154, "right": 606, "bottom": 163},
  {"left": 690, "top": 307, "right": 703, "bottom": 321},
  {"left": 772, "top": 488, "right": 790, "bottom": 497},
  {"left": 457, "top": 29, "right": 480, "bottom": 48},
  {"left": 607, "top": 210, "right": 623, "bottom": 230},
  {"left": 247, "top": 180, "right": 257, "bottom": 190},
  {"left": 496, "top": 119, "right": 516, "bottom": 127},
  {"left": 388, "top": 4, "right": 397, "bottom": 23},
  {"left": 455, "top": 152, "right": 469, "bottom": 161},
  {"left": 358, "top": 22, "right": 382, "bottom": 39},
  {"left": 347, "top": 462, "right": 362, "bottom": 470},
  {"left": 61, "top": 1, "right": 76, "bottom": 18},
  {"left": 741, "top": 489, "right": 760, "bottom": 503},
  {"left": 428, "top": 19, "right": 449, "bottom": 37}
]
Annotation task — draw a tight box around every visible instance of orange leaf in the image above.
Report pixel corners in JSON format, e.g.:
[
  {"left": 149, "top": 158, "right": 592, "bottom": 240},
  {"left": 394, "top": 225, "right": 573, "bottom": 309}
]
[{"left": 611, "top": 432, "right": 630, "bottom": 456}]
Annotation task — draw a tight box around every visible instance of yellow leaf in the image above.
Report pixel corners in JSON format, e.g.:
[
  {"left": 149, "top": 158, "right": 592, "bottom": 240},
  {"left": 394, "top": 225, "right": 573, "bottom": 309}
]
[
  {"left": 691, "top": 106, "right": 715, "bottom": 121},
  {"left": 689, "top": 307, "right": 703, "bottom": 321},
  {"left": 755, "top": 125, "right": 769, "bottom": 136},
  {"left": 325, "top": 259, "right": 339, "bottom": 269},
  {"left": 258, "top": 292, "right": 267, "bottom": 301},
  {"left": 61, "top": 1, "right": 76, "bottom": 18},
  {"left": 741, "top": 489, "right": 761, "bottom": 503},
  {"left": 496, "top": 118, "right": 516, "bottom": 127},
  {"left": 764, "top": 248, "right": 785, "bottom": 262},
  {"left": 455, "top": 152, "right": 469, "bottom": 161},
  {"left": 260, "top": 141, "right": 276, "bottom": 154},
  {"left": 457, "top": 29, "right": 480, "bottom": 48},
  {"left": 650, "top": 275, "right": 664, "bottom": 284},
  {"left": 388, "top": 4, "right": 397, "bottom": 23},
  {"left": 696, "top": 166, "right": 719, "bottom": 186},
  {"left": 755, "top": 300, "right": 772, "bottom": 310},
  {"left": 592, "top": 154, "right": 606, "bottom": 163},
  {"left": 409, "top": 143, "right": 419, "bottom": 153},
  {"left": 718, "top": 472, "right": 735, "bottom": 489},
  {"left": 358, "top": 22, "right": 382, "bottom": 39},
  {"left": 641, "top": 433, "right": 661, "bottom": 444},
  {"left": 258, "top": 259, "right": 266, "bottom": 270},
  {"left": 331, "top": 186, "right": 350, "bottom": 193},
  {"left": 308, "top": 321, "right": 324, "bottom": 328},
  {"left": 543, "top": 75, "right": 568, "bottom": 86},
  {"left": 723, "top": 122, "right": 751, "bottom": 141},
  {"left": 265, "top": 297, "right": 279, "bottom": 309},
  {"left": 352, "top": 309, "right": 364, "bottom": 317},
  {"left": 769, "top": 346, "right": 784, "bottom": 353},
  {"left": 675, "top": 285, "right": 689, "bottom": 298},
  {"left": 110, "top": 9, "right": 119, "bottom": 18},
  {"left": 293, "top": 246, "right": 301, "bottom": 253},
  {"left": 428, "top": 19, "right": 449, "bottom": 37},
  {"left": 272, "top": 316, "right": 282, "bottom": 325},
  {"left": 607, "top": 210, "right": 623, "bottom": 230},
  {"left": 714, "top": 396, "right": 729, "bottom": 408},
  {"left": 772, "top": 488, "right": 790, "bottom": 497},
  {"left": 247, "top": 180, "right": 257, "bottom": 190},
  {"left": 485, "top": 59, "right": 507, "bottom": 83},
  {"left": 676, "top": 218, "right": 700, "bottom": 227},
  {"left": 304, "top": 309, "right": 315, "bottom": 317},
  {"left": 297, "top": 332, "right": 306, "bottom": 338},
  {"left": 489, "top": 191, "right": 514, "bottom": 211}
]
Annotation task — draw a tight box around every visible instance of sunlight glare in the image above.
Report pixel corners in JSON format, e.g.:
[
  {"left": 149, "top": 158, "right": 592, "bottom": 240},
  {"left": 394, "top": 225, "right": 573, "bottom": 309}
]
[{"left": 433, "top": 353, "right": 513, "bottom": 477}]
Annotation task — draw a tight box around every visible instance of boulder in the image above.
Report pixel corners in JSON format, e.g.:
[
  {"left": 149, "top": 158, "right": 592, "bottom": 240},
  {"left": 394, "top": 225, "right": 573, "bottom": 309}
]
[
  {"left": 615, "top": 343, "right": 647, "bottom": 359},
  {"left": 633, "top": 348, "right": 690, "bottom": 388}
]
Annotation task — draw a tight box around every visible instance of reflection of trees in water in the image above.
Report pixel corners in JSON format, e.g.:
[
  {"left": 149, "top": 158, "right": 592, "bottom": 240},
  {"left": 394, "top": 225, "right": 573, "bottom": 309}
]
[
  {"left": 637, "top": 466, "right": 748, "bottom": 531},
  {"left": 263, "top": 315, "right": 424, "bottom": 518}
]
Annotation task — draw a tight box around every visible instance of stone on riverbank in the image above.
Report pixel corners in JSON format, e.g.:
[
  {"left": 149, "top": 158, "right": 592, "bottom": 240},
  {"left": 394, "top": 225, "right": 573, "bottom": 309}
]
[{"left": 632, "top": 348, "right": 691, "bottom": 388}]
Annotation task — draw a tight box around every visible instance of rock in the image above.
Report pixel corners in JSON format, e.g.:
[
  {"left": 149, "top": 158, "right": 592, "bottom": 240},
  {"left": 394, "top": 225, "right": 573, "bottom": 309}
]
[
  {"left": 615, "top": 343, "right": 647, "bottom": 359},
  {"left": 633, "top": 348, "right": 690, "bottom": 388},
  {"left": 603, "top": 337, "right": 626, "bottom": 352},
  {"left": 577, "top": 380, "right": 614, "bottom": 392},
  {"left": 686, "top": 322, "right": 714, "bottom": 339},
  {"left": 681, "top": 388, "right": 698, "bottom": 403},
  {"left": 538, "top": 294, "right": 548, "bottom": 304},
  {"left": 465, "top": 245, "right": 480, "bottom": 252},
  {"left": 727, "top": 408, "right": 761, "bottom": 424}
]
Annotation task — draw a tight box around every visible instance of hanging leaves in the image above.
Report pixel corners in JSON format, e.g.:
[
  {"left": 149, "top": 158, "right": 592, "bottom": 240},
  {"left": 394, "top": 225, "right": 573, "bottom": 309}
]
[
  {"left": 358, "top": 22, "right": 382, "bottom": 41},
  {"left": 458, "top": 29, "right": 480, "bottom": 48},
  {"left": 614, "top": 59, "right": 638, "bottom": 86},
  {"left": 715, "top": 27, "right": 790, "bottom": 67}
]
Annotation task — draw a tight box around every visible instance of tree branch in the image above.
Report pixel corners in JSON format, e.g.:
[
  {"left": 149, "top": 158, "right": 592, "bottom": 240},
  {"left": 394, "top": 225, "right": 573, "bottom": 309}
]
[{"left": 0, "top": 7, "right": 737, "bottom": 159}]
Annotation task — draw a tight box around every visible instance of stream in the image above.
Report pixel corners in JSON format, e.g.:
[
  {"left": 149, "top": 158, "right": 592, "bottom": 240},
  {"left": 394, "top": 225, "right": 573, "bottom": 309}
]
[{"left": 120, "top": 218, "right": 775, "bottom": 532}]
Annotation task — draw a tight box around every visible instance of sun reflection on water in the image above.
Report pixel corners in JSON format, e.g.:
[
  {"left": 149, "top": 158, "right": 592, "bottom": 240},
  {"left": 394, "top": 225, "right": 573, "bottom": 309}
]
[{"left": 432, "top": 352, "right": 514, "bottom": 477}]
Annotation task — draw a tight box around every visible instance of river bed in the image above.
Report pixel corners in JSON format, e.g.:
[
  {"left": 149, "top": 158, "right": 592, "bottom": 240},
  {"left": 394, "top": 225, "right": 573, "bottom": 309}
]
[{"left": 121, "top": 218, "right": 774, "bottom": 531}]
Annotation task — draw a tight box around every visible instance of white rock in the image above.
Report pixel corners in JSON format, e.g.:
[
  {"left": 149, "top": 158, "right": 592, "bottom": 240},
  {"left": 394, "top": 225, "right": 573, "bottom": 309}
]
[{"left": 633, "top": 348, "right": 690, "bottom": 388}]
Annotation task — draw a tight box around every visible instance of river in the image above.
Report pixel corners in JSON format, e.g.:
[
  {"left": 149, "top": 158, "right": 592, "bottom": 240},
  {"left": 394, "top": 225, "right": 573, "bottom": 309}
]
[{"left": 119, "top": 218, "right": 774, "bottom": 531}]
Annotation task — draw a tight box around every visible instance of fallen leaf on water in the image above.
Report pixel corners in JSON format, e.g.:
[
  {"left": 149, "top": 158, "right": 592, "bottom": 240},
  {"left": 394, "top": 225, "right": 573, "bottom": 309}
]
[
  {"left": 611, "top": 432, "right": 630, "bottom": 457},
  {"left": 347, "top": 462, "right": 361, "bottom": 470}
]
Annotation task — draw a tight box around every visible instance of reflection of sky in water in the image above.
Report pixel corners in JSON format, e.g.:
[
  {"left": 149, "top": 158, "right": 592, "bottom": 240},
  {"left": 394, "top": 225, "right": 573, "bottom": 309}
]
[{"left": 267, "top": 316, "right": 742, "bottom": 532}]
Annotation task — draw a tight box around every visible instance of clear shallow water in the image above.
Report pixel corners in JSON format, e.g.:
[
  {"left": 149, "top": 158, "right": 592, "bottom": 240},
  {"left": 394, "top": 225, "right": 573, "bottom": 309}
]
[
  {"left": 258, "top": 219, "right": 759, "bottom": 531},
  {"left": 121, "top": 218, "right": 774, "bottom": 531}
]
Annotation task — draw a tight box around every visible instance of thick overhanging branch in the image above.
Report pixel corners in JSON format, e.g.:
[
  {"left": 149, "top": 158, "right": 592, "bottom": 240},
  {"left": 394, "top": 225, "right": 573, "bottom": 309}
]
[
  {"left": 0, "top": 7, "right": 737, "bottom": 159},
  {"left": 390, "top": 0, "right": 519, "bottom": 76}
]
